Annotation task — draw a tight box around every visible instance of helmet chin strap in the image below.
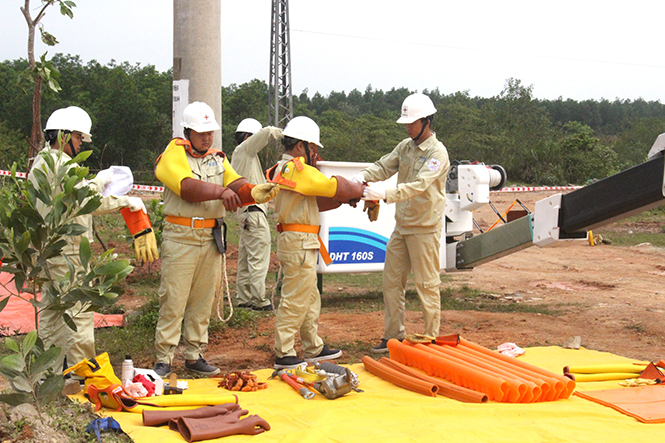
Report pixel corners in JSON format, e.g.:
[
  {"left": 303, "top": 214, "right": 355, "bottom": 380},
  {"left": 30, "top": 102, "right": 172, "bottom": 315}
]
[
  {"left": 303, "top": 141, "right": 311, "bottom": 165},
  {"left": 412, "top": 117, "right": 431, "bottom": 143}
]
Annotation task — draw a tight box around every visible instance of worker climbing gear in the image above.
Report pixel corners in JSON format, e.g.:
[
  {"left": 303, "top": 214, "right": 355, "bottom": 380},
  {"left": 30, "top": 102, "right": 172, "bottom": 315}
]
[
  {"left": 282, "top": 116, "right": 323, "bottom": 147},
  {"left": 181, "top": 101, "right": 221, "bottom": 132},
  {"left": 212, "top": 219, "right": 227, "bottom": 254},
  {"left": 165, "top": 215, "right": 216, "bottom": 229},
  {"left": 276, "top": 223, "right": 333, "bottom": 265},
  {"left": 235, "top": 118, "right": 262, "bottom": 135},
  {"left": 396, "top": 93, "right": 437, "bottom": 124}
]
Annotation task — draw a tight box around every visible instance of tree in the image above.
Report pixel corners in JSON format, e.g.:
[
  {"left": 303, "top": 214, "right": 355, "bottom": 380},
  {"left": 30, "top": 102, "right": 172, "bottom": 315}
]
[
  {"left": 19, "top": 0, "right": 76, "bottom": 163},
  {"left": 0, "top": 149, "right": 132, "bottom": 410}
]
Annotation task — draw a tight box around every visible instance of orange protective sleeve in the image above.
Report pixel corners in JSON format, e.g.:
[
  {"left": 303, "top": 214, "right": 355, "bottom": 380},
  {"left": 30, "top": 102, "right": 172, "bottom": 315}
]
[
  {"left": 120, "top": 208, "right": 152, "bottom": 236},
  {"left": 379, "top": 357, "right": 488, "bottom": 403},
  {"left": 421, "top": 344, "right": 532, "bottom": 403},
  {"left": 387, "top": 339, "right": 510, "bottom": 402},
  {"left": 361, "top": 356, "right": 438, "bottom": 397},
  {"left": 234, "top": 182, "right": 256, "bottom": 205},
  {"left": 458, "top": 338, "right": 575, "bottom": 399}
]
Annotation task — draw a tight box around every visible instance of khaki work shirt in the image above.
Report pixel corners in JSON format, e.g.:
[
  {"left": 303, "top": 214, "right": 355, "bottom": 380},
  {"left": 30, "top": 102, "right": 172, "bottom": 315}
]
[
  {"left": 361, "top": 134, "right": 450, "bottom": 235},
  {"left": 230, "top": 126, "right": 281, "bottom": 214},
  {"left": 273, "top": 154, "right": 325, "bottom": 251},
  {"left": 159, "top": 143, "right": 232, "bottom": 245},
  {"left": 28, "top": 147, "right": 131, "bottom": 255}
]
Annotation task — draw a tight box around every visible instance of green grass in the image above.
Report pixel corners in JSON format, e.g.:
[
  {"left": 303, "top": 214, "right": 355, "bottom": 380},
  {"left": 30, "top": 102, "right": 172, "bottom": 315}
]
[{"left": 598, "top": 232, "right": 665, "bottom": 247}]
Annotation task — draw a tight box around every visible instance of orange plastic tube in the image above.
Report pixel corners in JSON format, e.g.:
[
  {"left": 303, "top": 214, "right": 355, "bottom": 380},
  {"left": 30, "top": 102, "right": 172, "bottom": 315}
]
[
  {"left": 361, "top": 356, "right": 438, "bottom": 397},
  {"left": 422, "top": 344, "right": 538, "bottom": 403},
  {"left": 387, "top": 339, "right": 510, "bottom": 401},
  {"left": 459, "top": 338, "right": 575, "bottom": 399},
  {"left": 379, "top": 357, "right": 488, "bottom": 403},
  {"left": 452, "top": 343, "right": 560, "bottom": 402}
]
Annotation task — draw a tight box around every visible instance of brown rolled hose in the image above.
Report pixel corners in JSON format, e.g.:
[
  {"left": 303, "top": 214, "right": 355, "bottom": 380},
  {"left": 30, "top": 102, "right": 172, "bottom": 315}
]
[
  {"left": 142, "top": 403, "right": 240, "bottom": 427},
  {"left": 379, "top": 357, "right": 488, "bottom": 403},
  {"left": 361, "top": 356, "right": 438, "bottom": 397}
]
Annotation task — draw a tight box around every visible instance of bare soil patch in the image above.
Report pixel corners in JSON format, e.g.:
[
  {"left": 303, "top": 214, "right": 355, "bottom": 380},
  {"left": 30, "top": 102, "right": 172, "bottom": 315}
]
[{"left": 194, "top": 190, "right": 665, "bottom": 371}]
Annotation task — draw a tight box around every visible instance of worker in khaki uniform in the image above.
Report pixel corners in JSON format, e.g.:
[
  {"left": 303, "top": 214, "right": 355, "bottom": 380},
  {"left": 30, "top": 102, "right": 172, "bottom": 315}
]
[
  {"left": 353, "top": 93, "right": 450, "bottom": 353},
  {"left": 29, "top": 106, "right": 158, "bottom": 373},
  {"left": 153, "top": 102, "right": 279, "bottom": 377},
  {"left": 267, "top": 116, "right": 365, "bottom": 369},
  {"left": 230, "top": 118, "right": 282, "bottom": 311}
]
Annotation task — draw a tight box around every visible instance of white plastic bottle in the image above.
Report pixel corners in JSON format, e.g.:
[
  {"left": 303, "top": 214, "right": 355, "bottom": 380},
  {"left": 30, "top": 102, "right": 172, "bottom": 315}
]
[{"left": 121, "top": 355, "right": 134, "bottom": 384}]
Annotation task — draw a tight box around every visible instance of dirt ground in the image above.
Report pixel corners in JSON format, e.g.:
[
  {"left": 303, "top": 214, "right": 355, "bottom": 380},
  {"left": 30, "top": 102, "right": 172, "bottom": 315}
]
[{"left": 193, "top": 190, "right": 665, "bottom": 371}]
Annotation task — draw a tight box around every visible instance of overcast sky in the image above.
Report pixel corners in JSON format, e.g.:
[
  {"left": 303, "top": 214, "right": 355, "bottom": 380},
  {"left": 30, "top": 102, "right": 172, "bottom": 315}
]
[{"left": 2, "top": 0, "right": 664, "bottom": 102}]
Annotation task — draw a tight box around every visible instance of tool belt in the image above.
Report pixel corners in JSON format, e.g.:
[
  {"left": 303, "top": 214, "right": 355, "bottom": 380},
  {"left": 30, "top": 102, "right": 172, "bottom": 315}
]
[
  {"left": 276, "top": 223, "right": 332, "bottom": 265},
  {"left": 166, "top": 215, "right": 226, "bottom": 254},
  {"left": 166, "top": 215, "right": 216, "bottom": 229}
]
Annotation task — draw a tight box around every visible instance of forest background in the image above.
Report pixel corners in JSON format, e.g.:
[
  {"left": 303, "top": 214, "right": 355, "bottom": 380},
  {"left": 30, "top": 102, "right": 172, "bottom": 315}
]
[{"left": 1, "top": 53, "right": 664, "bottom": 186}]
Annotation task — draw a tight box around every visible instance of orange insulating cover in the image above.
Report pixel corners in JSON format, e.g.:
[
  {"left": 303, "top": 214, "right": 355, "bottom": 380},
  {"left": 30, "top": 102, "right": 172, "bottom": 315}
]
[
  {"left": 387, "top": 340, "right": 509, "bottom": 401},
  {"left": 458, "top": 338, "right": 575, "bottom": 399},
  {"left": 379, "top": 357, "right": 488, "bottom": 403},
  {"left": 361, "top": 356, "right": 438, "bottom": 397},
  {"left": 120, "top": 207, "right": 151, "bottom": 236},
  {"left": 575, "top": 385, "right": 665, "bottom": 424},
  {"left": 387, "top": 337, "right": 575, "bottom": 403},
  {"left": 420, "top": 344, "right": 535, "bottom": 403}
]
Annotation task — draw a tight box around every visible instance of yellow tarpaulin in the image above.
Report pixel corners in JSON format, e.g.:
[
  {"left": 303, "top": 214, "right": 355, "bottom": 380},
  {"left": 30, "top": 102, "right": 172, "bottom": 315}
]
[{"left": 70, "top": 347, "right": 663, "bottom": 443}]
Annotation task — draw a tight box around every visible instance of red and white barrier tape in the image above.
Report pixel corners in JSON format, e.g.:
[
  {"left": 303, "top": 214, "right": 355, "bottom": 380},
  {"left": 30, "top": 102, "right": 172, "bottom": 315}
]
[
  {"left": 494, "top": 186, "right": 582, "bottom": 193},
  {"left": 1, "top": 168, "right": 165, "bottom": 192},
  {"left": 2, "top": 168, "right": 580, "bottom": 194}
]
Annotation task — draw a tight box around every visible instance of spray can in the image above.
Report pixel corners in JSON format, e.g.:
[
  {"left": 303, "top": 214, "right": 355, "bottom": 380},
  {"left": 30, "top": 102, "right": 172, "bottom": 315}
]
[{"left": 121, "top": 355, "right": 134, "bottom": 384}]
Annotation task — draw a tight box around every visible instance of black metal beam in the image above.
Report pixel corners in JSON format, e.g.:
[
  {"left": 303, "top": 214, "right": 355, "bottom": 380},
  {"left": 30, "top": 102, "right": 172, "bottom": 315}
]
[{"left": 559, "top": 154, "right": 665, "bottom": 234}]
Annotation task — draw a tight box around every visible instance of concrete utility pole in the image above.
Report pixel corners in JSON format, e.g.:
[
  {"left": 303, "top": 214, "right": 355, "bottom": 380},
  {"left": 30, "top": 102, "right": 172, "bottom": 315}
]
[
  {"left": 268, "top": 0, "right": 293, "bottom": 128},
  {"left": 173, "top": 0, "right": 222, "bottom": 150}
]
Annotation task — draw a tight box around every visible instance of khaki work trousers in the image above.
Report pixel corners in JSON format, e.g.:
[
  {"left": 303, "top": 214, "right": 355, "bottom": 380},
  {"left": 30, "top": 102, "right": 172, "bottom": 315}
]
[
  {"left": 274, "top": 248, "right": 324, "bottom": 358},
  {"left": 382, "top": 229, "right": 442, "bottom": 340},
  {"left": 235, "top": 210, "right": 271, "bottom": 308},
  {"left": 154, "top": 239, "right": 220, "bottom": 364},
  {"left": 39, "top": 254, "right": 95, "bottom": 372}
]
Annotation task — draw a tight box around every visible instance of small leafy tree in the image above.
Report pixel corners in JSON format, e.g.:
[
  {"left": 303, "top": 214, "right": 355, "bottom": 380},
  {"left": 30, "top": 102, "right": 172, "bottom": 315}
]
[
  {"left": 0, "top": 331, "right": 62, "bottom": 419},
  {"left": 19, "top": 0, "right": 76, "bottom": 162},
  {"left": 0, "top": 147, "right": 133, "bottom": 411}
]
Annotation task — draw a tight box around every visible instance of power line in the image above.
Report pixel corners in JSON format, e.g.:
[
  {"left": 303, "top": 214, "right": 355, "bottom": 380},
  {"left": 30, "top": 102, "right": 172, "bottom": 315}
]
[{"left": 291, "top": 28, "right": 665, "bottom": 70}]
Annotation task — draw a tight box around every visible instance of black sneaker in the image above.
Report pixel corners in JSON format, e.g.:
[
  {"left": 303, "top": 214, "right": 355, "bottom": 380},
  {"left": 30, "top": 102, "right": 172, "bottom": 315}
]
[
  {"left": 371, "top": 339, "right": 390, "bottom": 354},
  {"left": 274, "top": 356, "right": 305, "bottom": 369},
  {"left": 185, "top": 357, "right": 220, "bottom": 376},
  {"left": 154, "top": 362, "right": 172, "bottom": 377},
  {"left": 237, "top": 304, "right": 252, "bottom": 309},
  {"left": 252, "top": 304, "right": 274, "bottom": 312},
  {"left": 305, "top": 345, "right": 342, "bottom": 363}
]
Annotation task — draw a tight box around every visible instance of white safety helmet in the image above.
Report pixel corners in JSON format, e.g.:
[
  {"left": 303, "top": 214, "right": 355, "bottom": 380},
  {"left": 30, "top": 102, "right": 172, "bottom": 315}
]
[
  {"left": 396, "top": 93, "right": 437, "bottom": 124},
  {"left": 235, "top": 118, "right": 262, "bottom": 135},
  {"left": 282, "top": 116, "right": 323, "bottom": 148},
  {"left": 181, "top": 101, "right": 221, "bottom": 133},
  {"left": 44, "top": 106, "right": 93, "bottom": 142}
]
